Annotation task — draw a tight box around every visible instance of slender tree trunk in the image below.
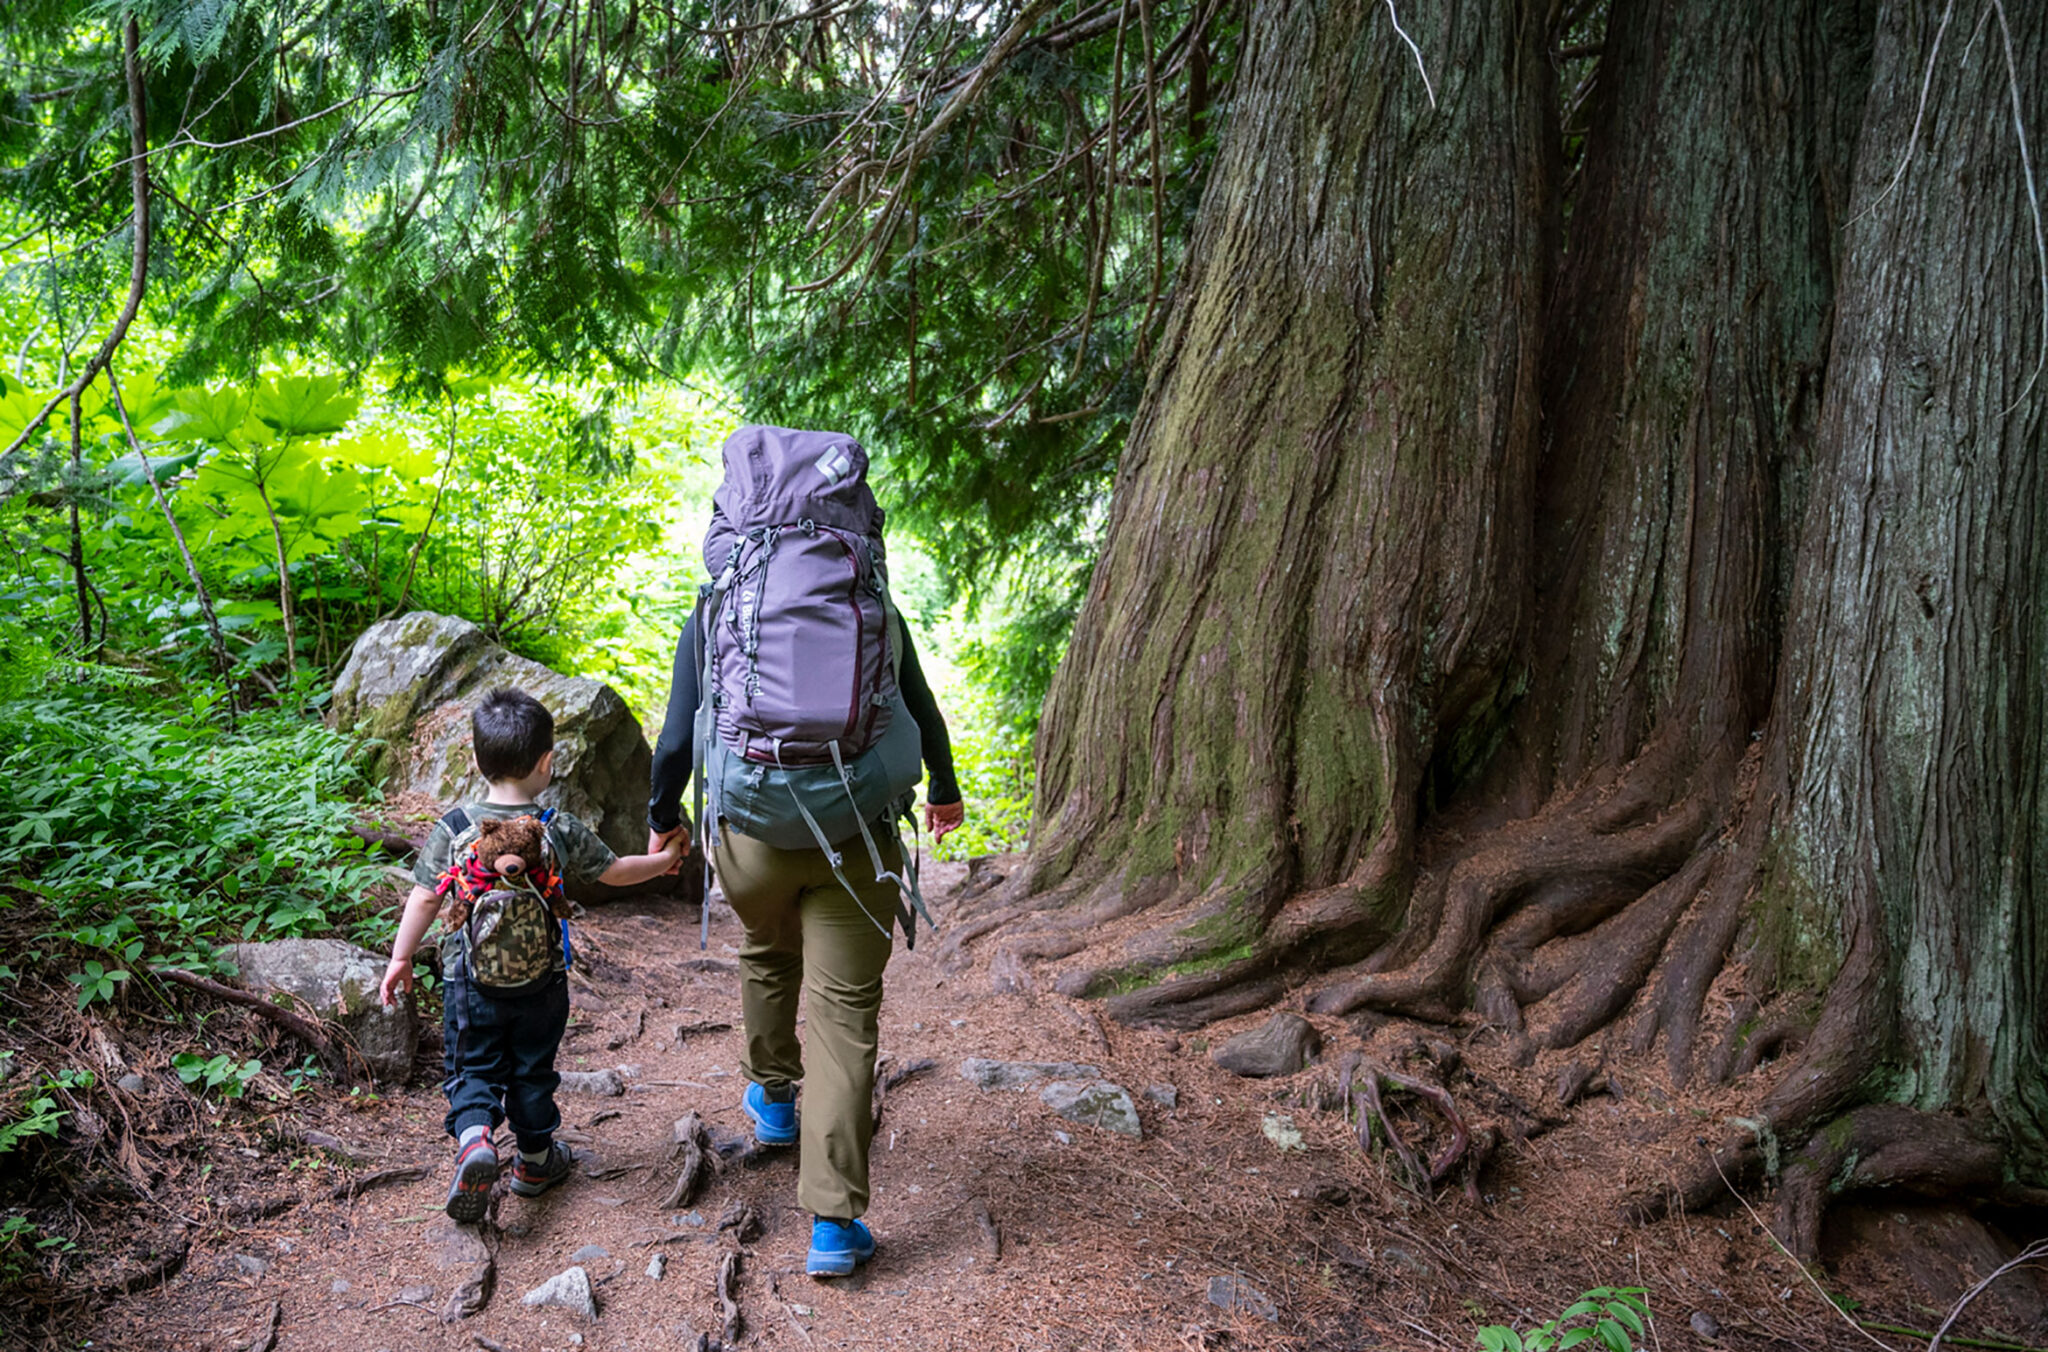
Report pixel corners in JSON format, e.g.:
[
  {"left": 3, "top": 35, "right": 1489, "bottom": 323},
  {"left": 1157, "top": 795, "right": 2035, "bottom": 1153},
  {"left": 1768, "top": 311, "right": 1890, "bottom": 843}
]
[
  {"left": 68, "top": 391, "right": 93, "bottom": 656},
  {"left": 105, "top": 369, "right": 234, "bottom": 691},
  {"left": 254, "top": 470, "right": 299, "bottom": 672}
]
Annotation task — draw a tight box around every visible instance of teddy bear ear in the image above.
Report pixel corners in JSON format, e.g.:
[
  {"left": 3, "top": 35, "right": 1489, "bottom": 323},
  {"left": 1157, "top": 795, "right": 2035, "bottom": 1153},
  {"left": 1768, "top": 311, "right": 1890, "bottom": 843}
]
[{"left": 477, "top": 818, "right": 503, "bottom": 837}]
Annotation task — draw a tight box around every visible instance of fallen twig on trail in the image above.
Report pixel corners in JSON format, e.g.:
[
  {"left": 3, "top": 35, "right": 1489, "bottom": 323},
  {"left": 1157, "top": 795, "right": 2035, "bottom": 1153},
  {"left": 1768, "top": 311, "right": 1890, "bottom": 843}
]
[
  {"left": 95, "top": 1237, "right": 189, "bottom": 1298},
  {"left": 154, "top": 967, "right": 346, "bottom": 1074},
  {"left": 1703, "top": 1142, "right": 1901, "bottom": 1352},
  {"left": 768, "top": 1270, "right": 818, "bottom": 1347},
  {"left": 472, "top": 1335, "right": 519, "bottom": 1352},
  {"left": 871, "top": 1055, "right": 937, "bottom": 1129},
  {"left": 331, "top": 1165, "right": 431, "bottom": 1201},
  {"left": 1928, "top": 1239, "right": 2048, "bottom": 1352}
]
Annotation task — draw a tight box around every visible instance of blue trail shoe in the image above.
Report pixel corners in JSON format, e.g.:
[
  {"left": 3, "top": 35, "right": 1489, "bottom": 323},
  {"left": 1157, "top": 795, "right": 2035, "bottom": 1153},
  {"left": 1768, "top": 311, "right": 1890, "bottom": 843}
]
[
  {"left": 807, "top": 1217, "right": 876, "bottom": 1278},
  {"left": 744, "top": 1081, "right": 799, "bottom": 1146}
]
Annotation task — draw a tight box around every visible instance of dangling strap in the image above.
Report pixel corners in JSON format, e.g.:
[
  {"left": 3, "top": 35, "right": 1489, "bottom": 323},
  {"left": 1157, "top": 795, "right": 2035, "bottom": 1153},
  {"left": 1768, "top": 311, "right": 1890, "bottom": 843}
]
[
  {"left": 826, "top": 741, "right": 937, "bottom": 949},
  {"left": 899, "top": 804, "right": 937, "bottom": 942},
  {"left": 775, "top": 741, "right": 894, "bottom": 941}
]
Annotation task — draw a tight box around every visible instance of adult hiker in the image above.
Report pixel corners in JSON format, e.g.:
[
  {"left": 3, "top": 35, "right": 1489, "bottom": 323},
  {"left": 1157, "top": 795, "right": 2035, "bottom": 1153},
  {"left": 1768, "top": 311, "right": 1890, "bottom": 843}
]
[{"left": 646, "top": 424, "right": 964, "bottom": 1278}]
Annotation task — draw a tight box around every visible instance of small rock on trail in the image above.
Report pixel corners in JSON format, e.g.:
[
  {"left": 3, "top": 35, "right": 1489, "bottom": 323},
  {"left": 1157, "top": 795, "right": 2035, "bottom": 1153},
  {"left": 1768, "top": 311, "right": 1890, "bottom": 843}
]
[
  {"left": 1038, "top": 1080, "right": 1143, "bottom": 1138},
  {"left": 558, "top": 1068, "right": 626, "bottom": 1096},
  {"left": 1207, "top": 1274, "right": 1279, "bottom": 1321},
  {"left": 523, "top": 1264, "right": 598, "bottom": 1319},
  {"left": 1211, "top": 1013, "right": 1321, "bottom": 1077}
]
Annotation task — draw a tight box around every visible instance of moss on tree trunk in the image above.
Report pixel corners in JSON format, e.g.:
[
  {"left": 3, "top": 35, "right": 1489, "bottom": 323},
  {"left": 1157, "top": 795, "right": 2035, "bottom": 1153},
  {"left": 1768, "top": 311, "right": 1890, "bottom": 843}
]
[{"left": 967, "top": 0, "right": 2048, "bottom": 1218}]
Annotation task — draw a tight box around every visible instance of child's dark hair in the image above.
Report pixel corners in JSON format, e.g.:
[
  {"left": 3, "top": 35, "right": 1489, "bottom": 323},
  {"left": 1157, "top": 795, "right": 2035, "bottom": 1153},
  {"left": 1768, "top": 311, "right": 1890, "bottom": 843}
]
[{"left": 472, "top": 688, "right": 554, "bottom": 781}]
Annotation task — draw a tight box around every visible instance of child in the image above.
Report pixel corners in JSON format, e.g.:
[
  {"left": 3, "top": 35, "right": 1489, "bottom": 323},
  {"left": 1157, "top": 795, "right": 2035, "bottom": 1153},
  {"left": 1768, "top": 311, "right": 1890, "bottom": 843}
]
[{"left": 379, "top": 687, "right": 684, "bottom": 1223}]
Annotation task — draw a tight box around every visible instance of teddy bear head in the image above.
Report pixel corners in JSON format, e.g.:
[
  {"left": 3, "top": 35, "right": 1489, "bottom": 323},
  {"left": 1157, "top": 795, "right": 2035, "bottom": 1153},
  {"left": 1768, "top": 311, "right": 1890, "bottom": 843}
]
[{"left": 476, "top": 814, "right": 548, "bottom": 878}]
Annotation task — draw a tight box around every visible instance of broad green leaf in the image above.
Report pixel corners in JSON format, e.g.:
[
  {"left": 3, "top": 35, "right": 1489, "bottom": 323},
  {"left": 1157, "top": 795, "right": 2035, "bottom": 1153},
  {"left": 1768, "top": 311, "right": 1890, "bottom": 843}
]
[
  {"left": 0, "top": 386, "right": 51, "bottom": 439},
  {"left": 107, "top": 447, "right": 204, "bottom": 486},
  {"left": 1603, "top": 1303, "right": 1645, "bottom": 1337},
  {"left": 1555, "top": 1331, "right": 1596, "bottom": 1350},
  {"left": 251, "top": 374, "right": 357, "bottom": 437},
  {"left": 160, "top": 386, "right": 258, "bottom": 443}
]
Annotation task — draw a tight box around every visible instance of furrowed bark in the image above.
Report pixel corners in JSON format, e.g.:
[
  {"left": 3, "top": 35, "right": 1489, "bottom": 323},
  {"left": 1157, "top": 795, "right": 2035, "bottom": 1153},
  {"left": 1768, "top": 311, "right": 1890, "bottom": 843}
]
[
  {"left": 1750, "top": 0, "right": 2048, "bottom": 1172},
  {"left": 1024, "top": 0, "right": 1554, "bottom": 1008}
]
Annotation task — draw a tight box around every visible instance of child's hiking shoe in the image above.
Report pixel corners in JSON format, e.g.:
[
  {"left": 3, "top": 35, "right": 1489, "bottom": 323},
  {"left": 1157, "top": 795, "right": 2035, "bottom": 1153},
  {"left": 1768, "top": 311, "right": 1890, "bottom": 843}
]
[
  {"left": 445, "top": 1136, "right": 499, "bottom": 1223},
  {"left": 508, "top": 1142, "right": 576, "bottom": 1197},
  {"left": 744, "top": 1081, "right": 799, "bottom": 1146},
  {"left": 806, "top": 1218, "right": 876, "bottom": 1278}
]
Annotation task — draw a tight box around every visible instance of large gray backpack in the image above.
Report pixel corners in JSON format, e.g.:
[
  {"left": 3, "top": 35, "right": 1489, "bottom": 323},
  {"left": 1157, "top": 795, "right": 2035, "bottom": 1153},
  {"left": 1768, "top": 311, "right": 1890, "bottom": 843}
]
[{"left": 692, "top": 426, "right": 936, "bottom": 946}]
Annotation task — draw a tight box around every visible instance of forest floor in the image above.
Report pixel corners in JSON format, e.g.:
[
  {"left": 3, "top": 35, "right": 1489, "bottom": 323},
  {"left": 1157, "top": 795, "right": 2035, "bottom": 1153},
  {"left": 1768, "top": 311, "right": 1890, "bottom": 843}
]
[{"left": 27, "top": 859, "right": 2048, "bottom": 1352}]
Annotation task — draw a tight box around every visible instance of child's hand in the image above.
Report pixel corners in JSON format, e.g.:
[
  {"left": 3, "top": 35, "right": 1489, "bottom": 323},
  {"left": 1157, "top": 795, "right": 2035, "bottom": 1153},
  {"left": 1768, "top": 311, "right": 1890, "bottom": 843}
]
[
  {"left": 379, "top": 955, "right": 415, "bottom": 1007},
  {"left": 648, "top": 826, "right": 690, "bottom": 875},
  {"left": 926, "top": 799, "right": 965, "bottom": 843}
]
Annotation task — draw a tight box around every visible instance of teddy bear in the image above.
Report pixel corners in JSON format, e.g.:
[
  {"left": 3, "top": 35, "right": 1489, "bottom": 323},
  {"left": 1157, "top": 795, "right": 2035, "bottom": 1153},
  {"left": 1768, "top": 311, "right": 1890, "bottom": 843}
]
[{"left": 438, "top": 814, "right": 573, "bottom": 929}]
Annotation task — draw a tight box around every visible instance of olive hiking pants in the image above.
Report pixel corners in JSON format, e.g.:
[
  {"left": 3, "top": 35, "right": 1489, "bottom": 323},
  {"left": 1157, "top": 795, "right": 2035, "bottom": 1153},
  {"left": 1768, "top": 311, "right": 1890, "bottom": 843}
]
[{"left": 713, "top": 823, "right": 899, "bottom": 1220}]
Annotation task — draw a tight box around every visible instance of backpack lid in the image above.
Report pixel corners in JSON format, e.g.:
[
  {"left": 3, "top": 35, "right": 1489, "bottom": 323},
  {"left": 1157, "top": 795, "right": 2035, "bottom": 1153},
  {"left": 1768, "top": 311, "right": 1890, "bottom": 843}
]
[{"left": 704, "top": 425, "right": 883, "bottom": 574}]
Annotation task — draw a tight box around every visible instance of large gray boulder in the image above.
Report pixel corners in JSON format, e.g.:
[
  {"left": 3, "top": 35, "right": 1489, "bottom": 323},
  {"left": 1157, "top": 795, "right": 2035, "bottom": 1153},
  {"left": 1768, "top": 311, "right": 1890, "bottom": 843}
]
[
  {"left": 330, "top": 611, "right": 652, "bottom": 860},
  {"left": 221, "top": 939, "right": 416, "bottom": 1082}
]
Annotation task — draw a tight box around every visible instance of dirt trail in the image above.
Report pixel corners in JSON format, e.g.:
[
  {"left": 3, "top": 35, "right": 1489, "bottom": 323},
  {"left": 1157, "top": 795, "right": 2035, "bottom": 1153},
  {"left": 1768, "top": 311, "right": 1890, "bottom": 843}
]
[{"left": 79, "top": 864, "right": 2047, "bottom": 1352}]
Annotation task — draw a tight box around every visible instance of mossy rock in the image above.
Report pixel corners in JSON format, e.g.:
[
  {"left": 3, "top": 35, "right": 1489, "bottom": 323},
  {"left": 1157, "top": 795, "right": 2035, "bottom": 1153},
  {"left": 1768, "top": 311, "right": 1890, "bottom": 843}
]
[{"left": 331, "top": 611, "right": 654, "bottom": 862}]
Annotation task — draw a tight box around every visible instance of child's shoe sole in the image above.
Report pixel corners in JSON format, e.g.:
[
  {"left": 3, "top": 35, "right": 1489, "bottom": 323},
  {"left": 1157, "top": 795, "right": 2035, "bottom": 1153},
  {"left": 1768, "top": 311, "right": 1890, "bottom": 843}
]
[{"left": 445, "top": 1143, "right": 499, "bottom": 1223}]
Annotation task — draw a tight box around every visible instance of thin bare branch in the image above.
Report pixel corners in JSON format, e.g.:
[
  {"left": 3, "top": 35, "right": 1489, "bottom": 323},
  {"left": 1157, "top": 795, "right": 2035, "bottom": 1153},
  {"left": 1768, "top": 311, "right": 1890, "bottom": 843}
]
[{"left": 2, "top": 18, "right": 153, "bottom": 464}]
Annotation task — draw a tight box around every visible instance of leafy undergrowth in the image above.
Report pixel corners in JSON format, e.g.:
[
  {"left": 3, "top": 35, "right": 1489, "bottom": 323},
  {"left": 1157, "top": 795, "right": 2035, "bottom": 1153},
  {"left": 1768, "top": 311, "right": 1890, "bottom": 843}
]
[
  {"left": 0, "top": 679, "right": 398, "bottom": 981},
  {"left": 0, "top": 674, "right": 411, "bottom": 1331}
]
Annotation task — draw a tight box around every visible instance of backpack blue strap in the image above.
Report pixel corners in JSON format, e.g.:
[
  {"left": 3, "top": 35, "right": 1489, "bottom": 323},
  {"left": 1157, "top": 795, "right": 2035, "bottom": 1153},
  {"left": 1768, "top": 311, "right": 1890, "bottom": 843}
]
[{"left": 529, "top": 808, "right": 572, "bottom": 973}]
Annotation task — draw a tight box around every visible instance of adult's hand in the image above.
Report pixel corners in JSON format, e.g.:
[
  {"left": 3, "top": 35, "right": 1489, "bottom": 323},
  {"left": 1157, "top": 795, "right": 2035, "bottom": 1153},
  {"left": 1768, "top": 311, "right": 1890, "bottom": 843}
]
[
  {"left": 926, "top": 799, "right": 965, "bottom": 843},
  {"left": 649, "top": 825, "right": 691, "bottom": 873}
]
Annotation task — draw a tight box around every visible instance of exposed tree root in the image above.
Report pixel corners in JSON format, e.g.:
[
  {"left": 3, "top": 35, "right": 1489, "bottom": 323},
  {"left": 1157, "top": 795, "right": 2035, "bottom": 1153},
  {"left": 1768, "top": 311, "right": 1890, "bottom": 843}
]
[
  {"left": 663, "top": 1111, "right": 711, "bottom": 1209},
  {"left": 1732, "top": 1014, "right": 1808, "bottom": 1078},
  {"left": 154, "top": 967, "right": 350, "bottom": 1079},
  {"left": 1308, "top": 792, "right": 1708, "bottom": 1019},
  {"left": 1775, "top": 1106, "right": 2006, "bottom": 1261},
  {"left": 1338, "top": 1052, "right": 1492, "bottom": 1201}
]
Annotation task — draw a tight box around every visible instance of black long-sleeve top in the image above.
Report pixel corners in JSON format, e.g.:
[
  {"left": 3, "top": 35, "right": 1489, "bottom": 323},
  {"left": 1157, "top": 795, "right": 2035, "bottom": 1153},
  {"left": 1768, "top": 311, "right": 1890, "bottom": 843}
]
[{"left": 646, "top": 603, "right": 961, "bottom": 833}]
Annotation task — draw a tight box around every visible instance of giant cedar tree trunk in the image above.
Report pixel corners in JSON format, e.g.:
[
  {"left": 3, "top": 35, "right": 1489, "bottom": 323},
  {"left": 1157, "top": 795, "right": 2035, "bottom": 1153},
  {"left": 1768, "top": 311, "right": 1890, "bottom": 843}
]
[
  {"left": 1013, "top": 0, "right": 1555, "bottom": 1021},
  {"left": 974, "top": 0, "right": 2048, "bottom": 1214},
  {"left": 1750, "top": 0, "right": 2048, "bottom": 1192}
]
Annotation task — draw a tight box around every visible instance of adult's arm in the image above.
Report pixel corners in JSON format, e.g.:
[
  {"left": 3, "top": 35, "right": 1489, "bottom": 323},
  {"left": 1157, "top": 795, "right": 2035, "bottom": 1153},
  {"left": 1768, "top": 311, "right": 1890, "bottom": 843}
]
[
  {"left": 896, "top": 616, "right": 961, "bottom": 806},
  {"left": 646, "top": 604, "right": 703, "bottom": 834}
]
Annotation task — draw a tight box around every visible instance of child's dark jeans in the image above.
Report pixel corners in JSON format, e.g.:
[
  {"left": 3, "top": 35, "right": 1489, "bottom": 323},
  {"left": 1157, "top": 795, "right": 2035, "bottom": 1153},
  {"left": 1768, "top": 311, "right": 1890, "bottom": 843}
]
[{"left": 441, "top": 970, "right": 570, "bottom": 1154}]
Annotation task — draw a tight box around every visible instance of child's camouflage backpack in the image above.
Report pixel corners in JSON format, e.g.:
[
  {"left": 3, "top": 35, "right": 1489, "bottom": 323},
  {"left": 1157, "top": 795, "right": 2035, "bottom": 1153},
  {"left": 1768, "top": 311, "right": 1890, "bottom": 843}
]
[{"left": 433, "top": 809, "right": 574, "bottom": 988}]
